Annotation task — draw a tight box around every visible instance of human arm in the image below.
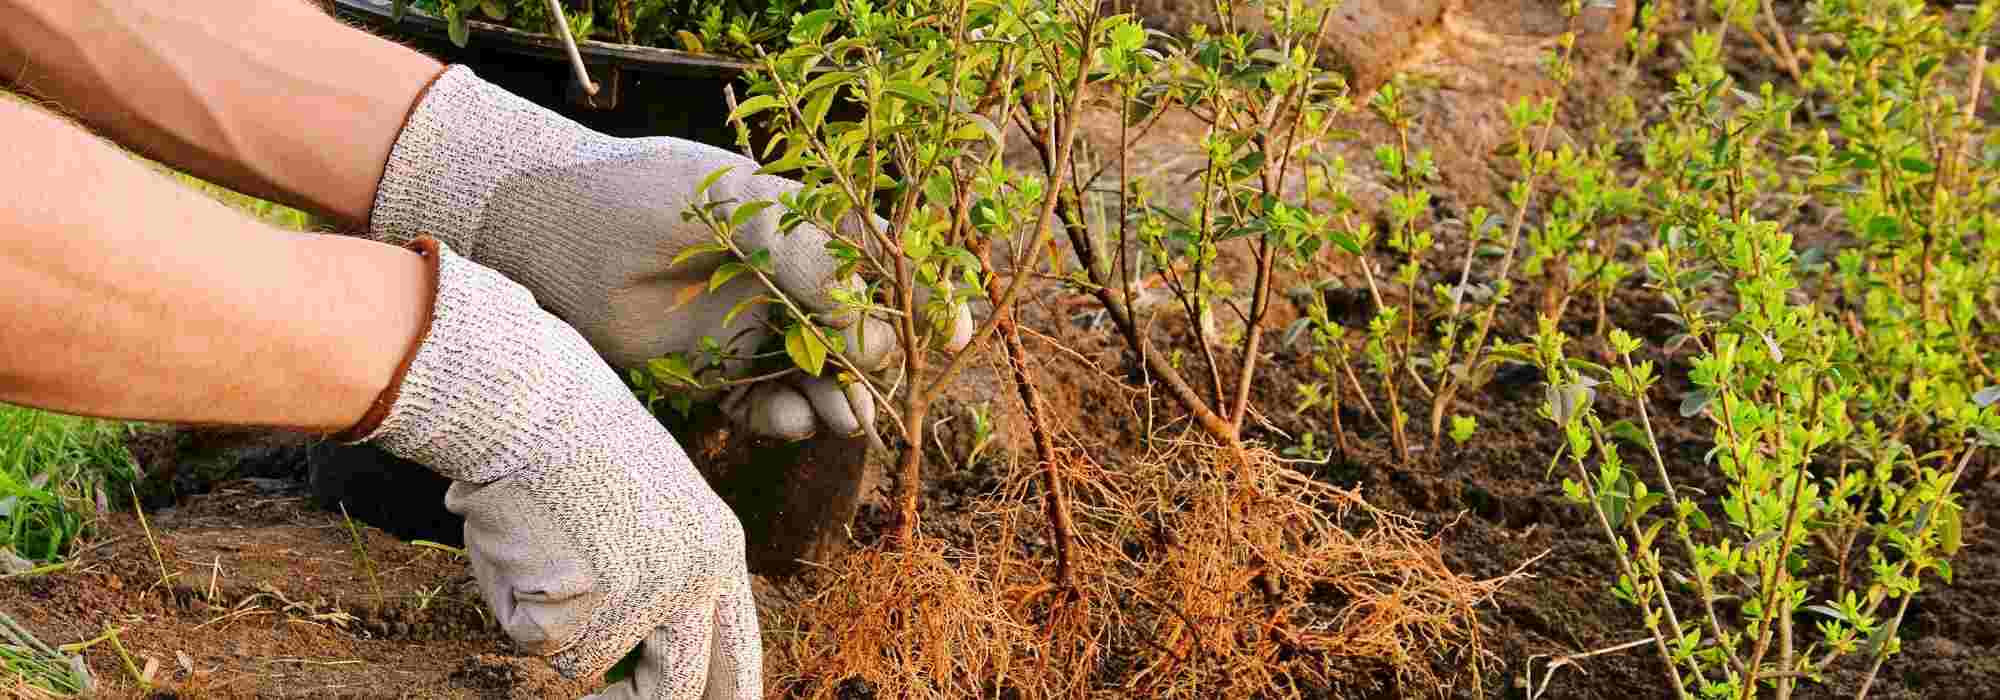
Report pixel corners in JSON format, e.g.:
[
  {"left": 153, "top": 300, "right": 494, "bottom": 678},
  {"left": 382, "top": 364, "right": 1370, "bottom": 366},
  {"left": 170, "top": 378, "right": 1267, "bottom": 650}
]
[
  {"left": 0, "top": 92, "right": 423, "bottom": 429},
  {"left": 0, "top": 0, "right": 440, "bottom": 226},
  {"left": 0, "top": 96, "right": 758, "bottom": 699},
  {"left": 0, "top": 0, "right": 973, "bottom": 440}
]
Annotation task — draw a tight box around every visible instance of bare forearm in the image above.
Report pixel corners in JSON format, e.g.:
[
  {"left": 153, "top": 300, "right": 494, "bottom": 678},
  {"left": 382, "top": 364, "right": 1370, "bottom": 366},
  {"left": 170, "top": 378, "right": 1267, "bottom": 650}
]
[
  {"left": 0, "top": 97, "right": 427, "bottom": 433},
  {"left": 0, "top": 0, "right": 442, "bottom": 226}
]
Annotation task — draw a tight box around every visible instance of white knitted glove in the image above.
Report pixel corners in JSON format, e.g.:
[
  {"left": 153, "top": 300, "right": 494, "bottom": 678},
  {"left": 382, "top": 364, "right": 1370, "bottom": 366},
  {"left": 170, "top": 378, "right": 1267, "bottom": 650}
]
[
  {"left": 341, "top": 238, "right": 760, "bottom": 699},
  {"left": 369, "top": 65, "right": 972, "bottom": 441}
]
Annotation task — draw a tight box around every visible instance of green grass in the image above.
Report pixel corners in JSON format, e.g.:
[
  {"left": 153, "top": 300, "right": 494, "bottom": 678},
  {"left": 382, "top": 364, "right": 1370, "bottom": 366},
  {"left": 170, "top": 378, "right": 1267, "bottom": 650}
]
[
  {"left": 168, "top": 171, "right": 316, "bottom": 231},
  {"left": 0, "top": 610, "right": 90, "bottom": 696},
  {"left": 0, "top": 406, "right": 139, "bottom": 563}
]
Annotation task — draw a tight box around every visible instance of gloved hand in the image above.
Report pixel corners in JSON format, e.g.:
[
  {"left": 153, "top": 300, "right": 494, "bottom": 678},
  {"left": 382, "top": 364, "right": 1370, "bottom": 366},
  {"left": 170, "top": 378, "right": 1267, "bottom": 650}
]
[
  {"left": 340, "top": 238, "right": 759, "bottom": 699},
  {"left": 368, "top": 65, "right": 973, "bottom": 441}
]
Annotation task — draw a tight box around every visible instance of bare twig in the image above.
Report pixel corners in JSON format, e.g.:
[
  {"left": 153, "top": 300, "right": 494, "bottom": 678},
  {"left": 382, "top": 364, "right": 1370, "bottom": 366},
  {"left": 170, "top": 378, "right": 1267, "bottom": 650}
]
[
  {"left": 1525, "top": 636, "right": 1662, "bottom": 700},
  {"left": 540, "top": 0, "right": 599, "bottom": 96}
]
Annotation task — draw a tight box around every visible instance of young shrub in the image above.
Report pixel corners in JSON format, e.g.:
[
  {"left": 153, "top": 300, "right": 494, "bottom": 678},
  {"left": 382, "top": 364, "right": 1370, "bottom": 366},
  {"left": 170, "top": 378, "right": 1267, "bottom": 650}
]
[
  {"left": 1527, "top": 2, "right": 2000, "bottom": 697},
  {"left": 641, "top": 0, "right": 1532, "bottom": 695},
  {"left": 665, "top": 0, "right": 1361, "bottom": 539}
]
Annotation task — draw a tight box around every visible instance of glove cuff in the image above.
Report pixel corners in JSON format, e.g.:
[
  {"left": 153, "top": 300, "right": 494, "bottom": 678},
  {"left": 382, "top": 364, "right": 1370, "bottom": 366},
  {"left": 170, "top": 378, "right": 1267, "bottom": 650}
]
[
  {"left": 331, "top": 236, "right": 443, "bottom": 443},
  {"left": 336, "top": 236, "right": 630, "bottom": 484}
]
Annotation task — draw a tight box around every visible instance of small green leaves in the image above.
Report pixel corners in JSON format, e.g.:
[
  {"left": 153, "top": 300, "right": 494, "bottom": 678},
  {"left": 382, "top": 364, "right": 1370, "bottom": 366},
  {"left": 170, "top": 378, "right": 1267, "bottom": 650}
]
[
  {"left": 786, "top": 325, "right": 830, "bottom": 376},
  {"left": 745, "top": 248, "right": 774, "bottom": 273},
  {"left": 675, "top": 30, "right": 705, "bottom": 54},
  {"left": 1865, "top": 215, "right": 1902, "bottom": 240},
  {"left": 709, "top": 262, "right": 749, "bottom": 292},
  {"left": 723, "top": 295, "right": 772, "bottom": 328},
  {"left": 669, "top": 242, "right": 730, "bottom": 269},
  {"left": 1546, "top": 382, "right": 1597, "bottom": 424},
  {"left": 1679, "top": 389, "right": 1713, "bottom": 418},
  {"left": 804, "top": 88, "right": 839, "bottom": 133},
  {"left": 885, "top": 80, "right": 936, "bottom": 106},
  {"left": 959, "top": 113, "right": 1004, "bottom": 146},
  {"left": 730, "top": 95, "right": 783, "bottom": 123},
  {"left": 731, "top": 201, "right": 777, "bottom": 231},
  {"left": 1328, "top": 230, "right": 1364, "bottom": 256},
  {"left": 1448, "top": 415, "right": 1478, "bottom": 445},
  {"left": 697, "top": 166, "right": 736, "bottom": 200},
  {"left": 446, "top": 2, "right": 471, "bottom": 47},
  {"left": 1939, "top": 502, "right": 1963, "bottom": 557},
  {"left": 647, "top": 355, "right": 698, "bottom": 388},
  {"left": 1607, "top": 419, "right": 1650, "bottom": 447},
  {"left": 789, "top": 8, "right": 839, "bottom": 44}
]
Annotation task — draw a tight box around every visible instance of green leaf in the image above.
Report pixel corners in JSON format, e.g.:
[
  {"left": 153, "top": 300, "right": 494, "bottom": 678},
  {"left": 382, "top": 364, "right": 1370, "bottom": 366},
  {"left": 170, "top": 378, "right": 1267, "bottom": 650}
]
[
  {"left": 786, "top": 325, "right": 829, "bottom": 376},
  {"left": 801, "top": 70, "right": 859, "bottom": 97},
  {"left": 730, "top": 95, "right": 783, "bottom": 124},
  {"left": 1565, "top": 357, "right": 1615, "bottom": 380},
  {"left": 730, "top": 200, "right": 778, "bottom": 231},
  {"left": 1866, "top": 215, "right": 1902, "bottom": 240},
  {"left": 1640, "top": 519, "right": 1667, "bottom": 551},
  {"left": 902, "top": 224, "right": 934, "bottom": 261},
  {"left": 1940, "top": 503, "right": 1963, "bottom": 556},
  {"left": 647, "top": 355, "right": 697, "bottom": 386},
  {"left": 804, "top": 87, "right": 838, "bottom": 133},
  {"left": 447, "top": 7, "right": 471, "bottom": 47},
  {"left": 1805, "top": 605, "right": 1849, "bottom": 623},
  {"left": 923, "top": 175, "right": 955, "bottom": 208},
  {"left": 1449, "top": 415, "right": 1477, "bottom": 445},
  {"left": 676, "top": 30, "right": 706, "bottom": 54},
  {"left": 479, "top": 0, "right": 507, "bottom": 20},
  {"left": 886, "top": 80, "right": 937, "bottom": 106},
  {"left": 709, "top": 262, "right": 749, "bottom": 292},
  {"left": 1679, "top": 389, "right": 1712, "bottom": 418},
  {"left": 1608, "top": 419, "right": 1650, "bottom": 446},
  {"left": 962, "top": 113, "right": 1004, "bottom": 145},
  {"left": 723, "top": 295, "right": 771, "bottom": 328},
  {"left": 669, "top": 242, "right": 730, "bottom": 269},
  {"left": 1897, "top": 156, "right": 1935, "bottom": 174},
  {"left": 1687, "top": 507, "right": 1712, "bottom": 530},
  {"left": 789, "top": 8, "right": 839, "bottom": 44},
  {"left": 697, "top": 166, "right": 737, "bottom": 199},
  {"left": 1328, "top": 230, "right": 1364, "bottom": 255},
  {"left": 746, "top": 248, "right": 774, "bottom": 273}
]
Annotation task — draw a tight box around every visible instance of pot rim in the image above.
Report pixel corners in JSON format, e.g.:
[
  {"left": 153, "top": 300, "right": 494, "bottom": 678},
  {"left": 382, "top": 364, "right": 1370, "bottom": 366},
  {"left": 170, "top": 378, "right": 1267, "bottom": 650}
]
[{"left": 331, "top": 0, "right": 755, "bottom": 78}]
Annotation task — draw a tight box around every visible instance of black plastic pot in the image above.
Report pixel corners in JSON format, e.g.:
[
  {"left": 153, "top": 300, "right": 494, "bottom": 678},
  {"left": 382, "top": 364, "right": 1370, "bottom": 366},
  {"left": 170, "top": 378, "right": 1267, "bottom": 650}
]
[
  {"left": 332, "top": 0, "right": 755, "bottom": 138},
  {"left": 311, "top": 0, "right": 869, "bottom": 577}
]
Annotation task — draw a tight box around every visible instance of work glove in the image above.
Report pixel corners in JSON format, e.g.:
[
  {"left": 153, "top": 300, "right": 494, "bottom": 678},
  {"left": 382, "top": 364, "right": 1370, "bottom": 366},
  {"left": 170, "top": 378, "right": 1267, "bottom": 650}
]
[
  {"left": 339, "top": 238, "right": 760, "bottom": 699},
  {"left": 368, "top": 65, "right": 973, "bottom": 441}
]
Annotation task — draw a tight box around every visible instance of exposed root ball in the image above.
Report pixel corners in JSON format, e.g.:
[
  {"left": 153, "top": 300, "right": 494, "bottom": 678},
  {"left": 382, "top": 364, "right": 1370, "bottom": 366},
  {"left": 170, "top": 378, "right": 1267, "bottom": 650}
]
[{"left": 765, "top": 444, "right": 1525, "bottom": 699}]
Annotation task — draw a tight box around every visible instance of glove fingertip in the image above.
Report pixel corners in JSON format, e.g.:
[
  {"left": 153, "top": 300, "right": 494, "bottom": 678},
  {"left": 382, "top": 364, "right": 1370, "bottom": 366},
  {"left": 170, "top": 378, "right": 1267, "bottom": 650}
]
[
  {"left": 939, "top": 303, "right": 975, "bottom": 353},
  {"left": 744, "top": 384, "right": 816, "bottom": 442},
  {"left": 792, "top": 376, "right": 863, "bottom": 438},
  {"left": 843, "top": 317, "right": 898, "bottom": 372}
]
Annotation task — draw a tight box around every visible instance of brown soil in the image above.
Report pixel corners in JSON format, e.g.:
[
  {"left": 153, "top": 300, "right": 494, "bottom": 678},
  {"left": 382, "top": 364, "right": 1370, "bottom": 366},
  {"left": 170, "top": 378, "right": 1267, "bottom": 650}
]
[{"left": 0, "top": 480, "right": 598, "bottom": 699}]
